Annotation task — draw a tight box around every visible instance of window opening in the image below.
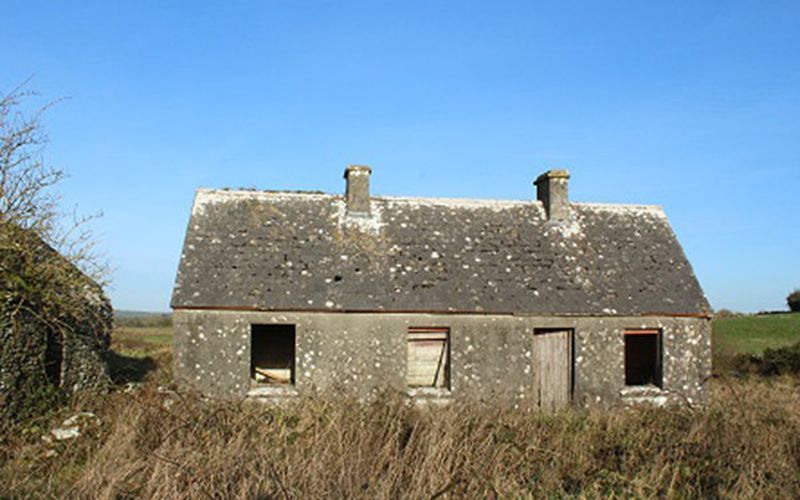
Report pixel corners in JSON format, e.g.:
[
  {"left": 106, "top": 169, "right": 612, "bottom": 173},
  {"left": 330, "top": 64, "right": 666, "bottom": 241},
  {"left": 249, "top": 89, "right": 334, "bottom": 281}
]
[
  {"left": 44, "top": 328, "right": 63, "bottom": 387},
  {"left": 407, "top": 327, "right": 450, "bottom": 389},
  {"left": 624, "top": 329, "right": 662, "bottom": 387},
  {"left": 251, "top": 324, "right": 296, "bottom": 385}
]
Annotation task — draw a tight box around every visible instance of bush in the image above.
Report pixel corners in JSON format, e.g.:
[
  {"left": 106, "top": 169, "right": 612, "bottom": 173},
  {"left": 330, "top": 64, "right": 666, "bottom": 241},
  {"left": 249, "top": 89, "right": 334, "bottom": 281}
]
[
  {"left": 714, "top": 309, "right": 740, "bottom": 319},
  {"left": 788, "top": 290, "right": 800, "bottom": 312},
  {"left": 725, "top": 341, "right": 800, "bottom": 377},
  {"left": 759, "top": 341, "right": 800, "bottom": 375}
]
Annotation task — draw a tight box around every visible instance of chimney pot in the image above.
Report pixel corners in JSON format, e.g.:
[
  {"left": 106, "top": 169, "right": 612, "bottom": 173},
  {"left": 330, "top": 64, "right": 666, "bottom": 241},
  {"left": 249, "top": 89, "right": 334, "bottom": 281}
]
[
  {"left": 535, "top": 169, "right": 571, "bottom": 221},
  {"left": 344, "top": 165, "right": 372, "bottom": 215}
]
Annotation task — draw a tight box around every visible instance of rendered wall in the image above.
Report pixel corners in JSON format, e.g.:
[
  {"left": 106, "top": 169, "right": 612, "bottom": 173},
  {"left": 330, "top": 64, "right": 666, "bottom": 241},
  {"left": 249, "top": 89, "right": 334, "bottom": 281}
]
[{"left": 173, "top": 310, "right": 711, "bottom": 408}]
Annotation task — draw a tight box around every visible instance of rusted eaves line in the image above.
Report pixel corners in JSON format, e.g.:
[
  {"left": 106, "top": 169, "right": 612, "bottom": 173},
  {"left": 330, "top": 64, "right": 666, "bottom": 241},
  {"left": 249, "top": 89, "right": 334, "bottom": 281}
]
[
  {"left": 171, "top": 304, "right": 711, "bottom": 319},
  {"left": 641, "top": 312, "right": 712, "bottom": 319}
]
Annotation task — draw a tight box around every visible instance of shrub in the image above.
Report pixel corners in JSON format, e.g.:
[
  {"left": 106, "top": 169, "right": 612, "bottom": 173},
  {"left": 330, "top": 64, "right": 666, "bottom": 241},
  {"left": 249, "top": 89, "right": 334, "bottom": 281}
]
[
  {"left": 788, "top": 290, "right": 800, "bottom": 312},
  {"left": 728, "top": 341, "right": 800, "bottom": 377},
  {"left": 714, "top": 309, "right": 739, "bottom": 319},
  {"left": 759, "top": 341, "right": 800, "bottom": 375}
]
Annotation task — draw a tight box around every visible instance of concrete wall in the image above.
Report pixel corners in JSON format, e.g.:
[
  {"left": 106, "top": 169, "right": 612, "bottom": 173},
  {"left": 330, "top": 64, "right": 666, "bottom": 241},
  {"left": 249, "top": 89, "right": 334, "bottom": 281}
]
[{"left": 173, "top": 310, "right": 711, "bottom": 408}]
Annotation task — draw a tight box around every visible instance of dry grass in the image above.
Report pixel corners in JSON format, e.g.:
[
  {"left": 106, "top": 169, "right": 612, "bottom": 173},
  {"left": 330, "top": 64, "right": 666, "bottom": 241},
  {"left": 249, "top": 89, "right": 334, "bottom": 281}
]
[
  {"left": 2, "top": 375, "right": 800, "bottom": 499},
  {"left": 3, "top": 324, "right": 800, "bottom": 498}
]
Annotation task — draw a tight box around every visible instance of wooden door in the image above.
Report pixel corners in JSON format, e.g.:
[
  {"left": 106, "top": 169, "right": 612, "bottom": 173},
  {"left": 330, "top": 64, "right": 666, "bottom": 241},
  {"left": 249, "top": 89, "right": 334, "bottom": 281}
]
[{"left": 532, "top": 330, "right": 573, "bottom": 410}]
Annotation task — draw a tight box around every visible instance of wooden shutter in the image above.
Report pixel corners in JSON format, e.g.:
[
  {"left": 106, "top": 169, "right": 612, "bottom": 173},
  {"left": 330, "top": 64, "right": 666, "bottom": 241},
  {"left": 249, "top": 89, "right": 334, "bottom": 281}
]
[{"left": 407, "top": 328, "right": 449, "bottom": 388}]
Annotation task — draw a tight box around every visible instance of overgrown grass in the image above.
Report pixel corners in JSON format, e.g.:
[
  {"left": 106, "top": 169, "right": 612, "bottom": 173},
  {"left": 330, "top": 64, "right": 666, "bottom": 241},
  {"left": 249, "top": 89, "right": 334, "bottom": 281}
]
[
  {"left": 713, "top": 313, "right": 800, "bottom": 354},
  {"left": 2, "top": 377, "right": 800, "bottom": 499},
  {"left": 3, "top": 323, "right": 800, "bottom": 498}
]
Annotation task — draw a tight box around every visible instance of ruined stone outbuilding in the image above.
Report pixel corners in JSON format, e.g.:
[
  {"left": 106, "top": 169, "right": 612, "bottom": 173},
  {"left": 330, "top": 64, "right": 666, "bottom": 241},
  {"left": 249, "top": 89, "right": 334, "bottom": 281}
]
[
  {"left": 171, "top": 167, "right": 711, "bottom": 409},
  {"left": 0, "top": 225, "right": 112, "bottom": 421}
]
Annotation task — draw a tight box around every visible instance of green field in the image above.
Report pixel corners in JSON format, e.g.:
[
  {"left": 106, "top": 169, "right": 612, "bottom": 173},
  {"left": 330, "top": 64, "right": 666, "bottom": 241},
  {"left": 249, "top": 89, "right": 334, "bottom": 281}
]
[
  {"left": 713, "top": 313, "right": 800, "bottom": 354},
  {"left": 108, "top": 326, "right": 173, "bottom": 386},
  {"left": 114, "top": 325, "right": 172, "bottom": 347}
]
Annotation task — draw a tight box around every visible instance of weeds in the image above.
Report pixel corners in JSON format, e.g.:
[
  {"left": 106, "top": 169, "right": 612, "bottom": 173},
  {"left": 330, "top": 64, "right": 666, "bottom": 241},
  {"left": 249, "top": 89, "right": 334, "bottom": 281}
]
[
  {"left": 2, "top": 376, "right": 800, "bottom": 499},
  {"left": 3, "top": 325, "right": 799, "bottom": 498}
]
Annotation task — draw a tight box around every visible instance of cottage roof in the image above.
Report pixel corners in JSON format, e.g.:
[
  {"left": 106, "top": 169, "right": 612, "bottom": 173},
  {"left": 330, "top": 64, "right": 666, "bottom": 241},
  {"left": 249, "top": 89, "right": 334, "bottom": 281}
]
[{"left": 171, "top": 188, "right": 709, "bottom": 316}]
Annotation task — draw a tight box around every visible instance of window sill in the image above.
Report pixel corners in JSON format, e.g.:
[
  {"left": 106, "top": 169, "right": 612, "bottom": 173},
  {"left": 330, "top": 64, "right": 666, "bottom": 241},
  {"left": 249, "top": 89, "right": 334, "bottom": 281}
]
[
  {"left": 406, "top": 387, "right": 452, "bottom": 399},
  {"left": 620, "top": 385, "right": 668, "bottom": 406},
  {"left": 247, "top": 385, "right": 298, "bottom": 398}
]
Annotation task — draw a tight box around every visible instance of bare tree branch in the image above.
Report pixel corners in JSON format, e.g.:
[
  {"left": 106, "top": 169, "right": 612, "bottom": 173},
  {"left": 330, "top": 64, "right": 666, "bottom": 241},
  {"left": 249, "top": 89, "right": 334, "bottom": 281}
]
[{"left": 0, "top": 81, "right": 109, "bottom": 285}]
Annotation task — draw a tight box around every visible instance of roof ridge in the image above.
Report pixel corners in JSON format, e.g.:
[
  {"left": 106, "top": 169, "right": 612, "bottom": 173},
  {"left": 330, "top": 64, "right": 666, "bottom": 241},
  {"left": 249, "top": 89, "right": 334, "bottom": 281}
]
[
  {"left": 196, "top": 188, "right": 534, "bottom": 204},
  {"left": 376, "top": 194, "right": 533, "bottom": 207},
  {"left": 574, "top": 201, "right": 661, "bottom": 208},
  {"left": 194, "top": 188, "right": 663, "bottom": 212},
  {"left": 196, "top": 187, "right": 332, "bottom": 196}
]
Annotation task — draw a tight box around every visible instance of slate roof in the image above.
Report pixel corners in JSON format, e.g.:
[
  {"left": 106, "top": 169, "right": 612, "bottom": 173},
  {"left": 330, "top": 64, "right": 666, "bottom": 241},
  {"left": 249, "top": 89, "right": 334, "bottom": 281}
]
[{"left": 171, "top": 189, "right": 710, "bottom": 316}]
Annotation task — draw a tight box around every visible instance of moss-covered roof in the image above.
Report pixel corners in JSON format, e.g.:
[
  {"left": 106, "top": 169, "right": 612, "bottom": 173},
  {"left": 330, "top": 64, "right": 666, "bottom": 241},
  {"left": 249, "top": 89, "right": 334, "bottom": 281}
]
[{"left": 171, "top": 189, "right": 710, "bottom": 316}]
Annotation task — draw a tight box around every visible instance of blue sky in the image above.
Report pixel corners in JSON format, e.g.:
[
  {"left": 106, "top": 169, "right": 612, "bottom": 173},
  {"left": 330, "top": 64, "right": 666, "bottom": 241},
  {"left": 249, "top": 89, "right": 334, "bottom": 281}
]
[{"left": 2, "top": 1, "right": 798, "bottom": 312}]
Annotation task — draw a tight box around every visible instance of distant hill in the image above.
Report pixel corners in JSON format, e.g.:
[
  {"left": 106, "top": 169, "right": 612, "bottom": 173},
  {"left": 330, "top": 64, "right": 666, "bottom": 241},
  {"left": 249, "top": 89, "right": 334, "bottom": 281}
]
[
  {"left": 114, "top": 310, "right": 171, "bottom": 319},
  {"left": 114, "top": 310, "right": 172, "bottom": 327}
]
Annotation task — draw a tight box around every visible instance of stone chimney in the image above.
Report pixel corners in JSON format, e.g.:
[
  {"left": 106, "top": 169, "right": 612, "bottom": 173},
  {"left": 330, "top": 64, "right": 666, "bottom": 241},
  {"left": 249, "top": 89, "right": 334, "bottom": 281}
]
[
  {"left": 535, "top": 169, "right": 571, "bottom": 221},
  {"left": 344, "top": 165, "right": 372, "bottom": 215}
]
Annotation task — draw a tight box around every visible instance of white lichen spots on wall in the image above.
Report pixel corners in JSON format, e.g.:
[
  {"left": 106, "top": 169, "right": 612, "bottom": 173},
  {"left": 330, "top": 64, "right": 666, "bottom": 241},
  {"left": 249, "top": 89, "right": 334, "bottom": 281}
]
[{"left": 174, "top": 311, "right": 710, "bottom": 408}]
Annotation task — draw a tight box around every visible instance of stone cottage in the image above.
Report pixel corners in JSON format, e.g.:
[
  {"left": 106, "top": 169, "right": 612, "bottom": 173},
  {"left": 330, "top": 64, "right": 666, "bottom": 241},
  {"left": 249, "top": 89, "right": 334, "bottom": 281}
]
[
  {"left": 1, "top": 224, "right": 112, "bottom": 420},
  {"left": 171, "top": 167, "right": 711, "bottom": 409}
]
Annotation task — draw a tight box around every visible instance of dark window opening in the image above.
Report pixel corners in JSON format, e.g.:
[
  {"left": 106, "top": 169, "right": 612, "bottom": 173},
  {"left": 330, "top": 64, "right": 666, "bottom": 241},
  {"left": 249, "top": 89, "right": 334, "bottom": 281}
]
[
  {"left": 251, "top": 324, "right": 296, "bottom": 385},
  {"left": 624, "top": 329, "right": 662, "bottom": 387},
  {"left": 407, "top": 327, "right": 450, "bottom": 389},
  {"left": 44, "top": 328, "right": 63, "bottom": 387}
]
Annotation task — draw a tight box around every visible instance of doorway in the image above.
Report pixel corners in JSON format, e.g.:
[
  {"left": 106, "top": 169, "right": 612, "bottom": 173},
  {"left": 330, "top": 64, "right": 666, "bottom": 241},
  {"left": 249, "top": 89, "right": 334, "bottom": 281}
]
[{"left": 532, "top": 329, "right": 574, "bottom": 410}]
